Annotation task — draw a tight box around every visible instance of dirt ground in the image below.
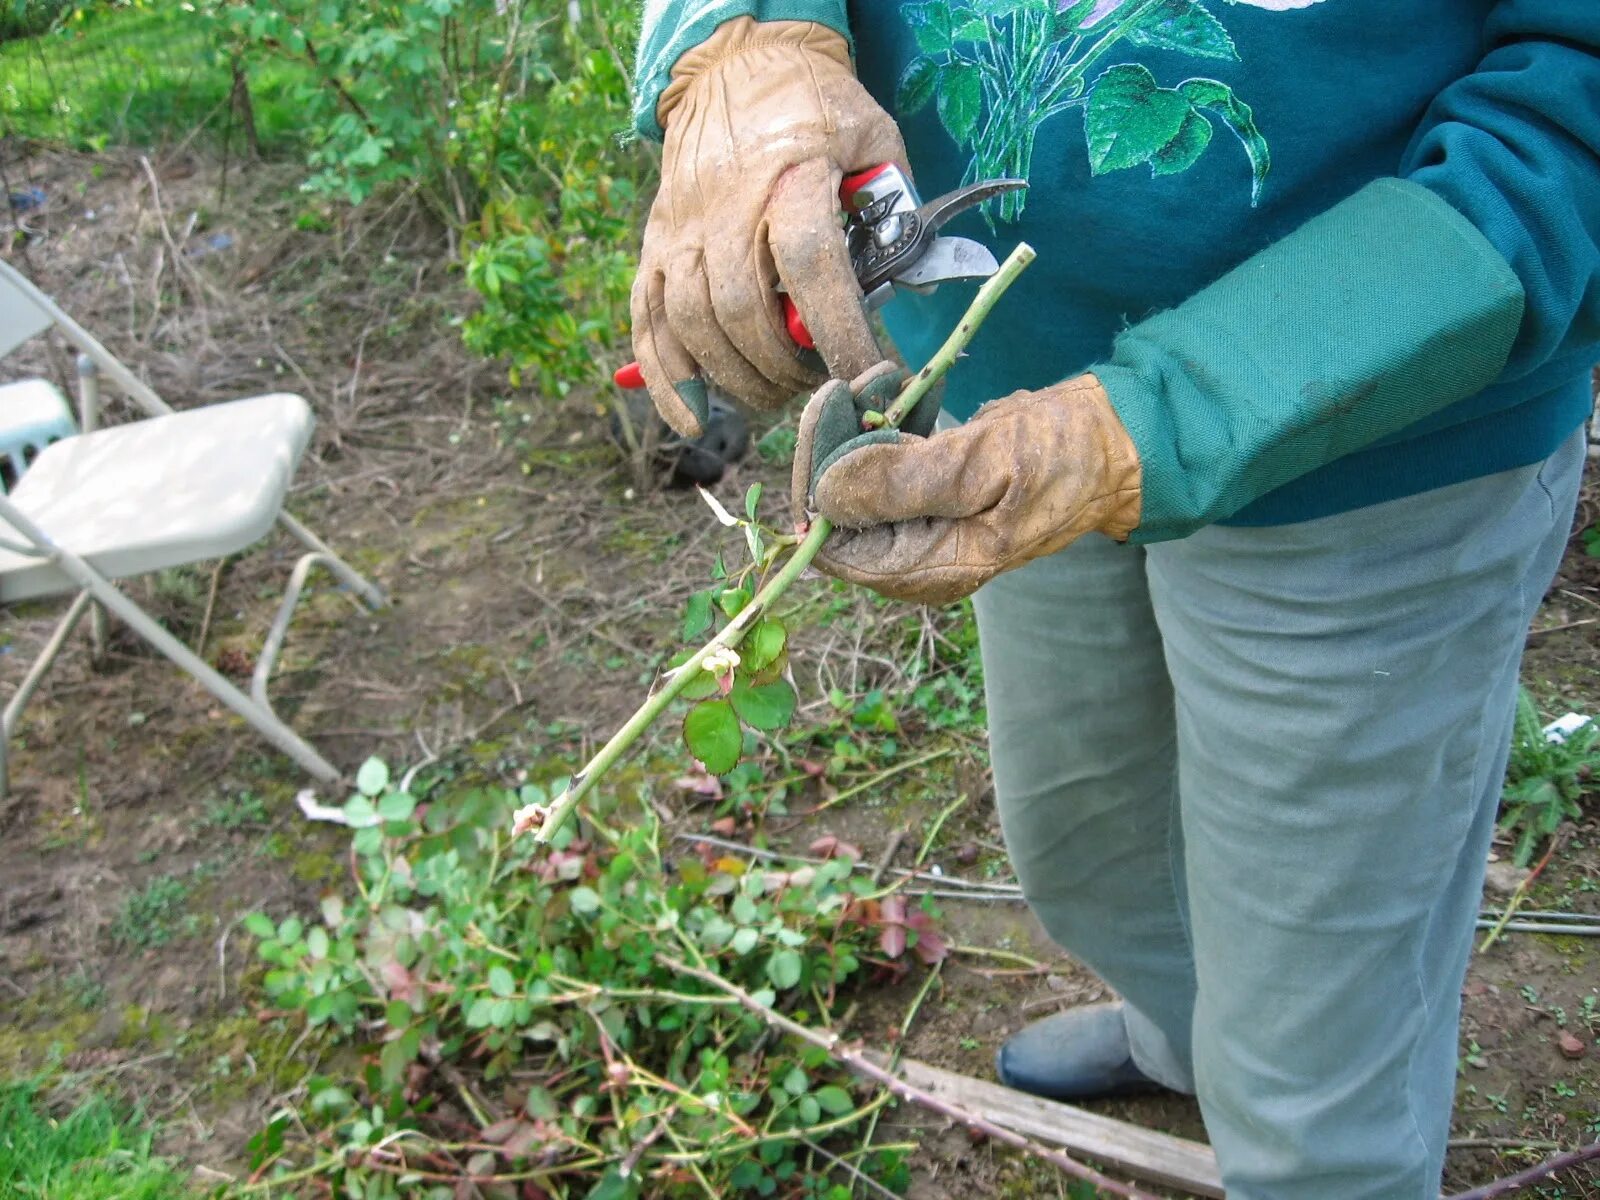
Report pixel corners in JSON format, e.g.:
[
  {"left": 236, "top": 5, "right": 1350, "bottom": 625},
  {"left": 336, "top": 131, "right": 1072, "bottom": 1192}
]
[{"left": 0, "top": 148, "right": 1596, "bottom": 1199}]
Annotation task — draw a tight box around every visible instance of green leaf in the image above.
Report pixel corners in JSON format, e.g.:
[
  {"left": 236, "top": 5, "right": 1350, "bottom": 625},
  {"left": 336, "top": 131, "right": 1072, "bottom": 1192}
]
[
  {"left": 896, "top": 57, "right": 940, "bottom": 116},
  {"left": 683, "top": 589, "right": 715, "bottom": 640},
  {"left": 377, "top": 791, "right": 416, "bottom": 823},
  {"left": 525, "top": 1086, "right": 558, "bottom": 1120},
  {"left": 684, "top": 699, "right": 743, "bottom": 775},
  {"left": 797, "top": 1094, "right": 821, "bottom": 1125},
  {"left": 488, "top": 965, "right": 516, "bottom": 997},
  {"left": 718, "top": 586, "right": 752, "bottom": 619},
  {"left": 1126, "top": 0, "right": 1238, "bottom": 61},
  {"left": 355, "top": 757, "right": 389, "bottom": 798},
  {"left": 242, "top": 913, "right": 275, "bottom": 939},
  {"left": 767, "top": 948, "right": 803, "bottom": 990},
  {"left": 731, "top": 926, "right": 760, "bottom": 956},
  {"left": 951, "top": 14, "right": 990, "bottom": 42},
  {"left": 936, "top": 62, "right": 984, "bottom": 150},
  {"left": 814, "top": 1084, "right": 854, "bottom": 1115},
  {"left": 305, "top": 927, "right": 330, "bottom": 960},
  {"left": 1178, "top": 77, "right": 1271, "bottom": 203},
  {"left": 781, "top": 1066, "right": 808, "bottom": 1096},
  {"left": 1152, "top": 109, "right": 1214, "bottom": 175},
  {"left": 569, "top": 886, "right": 602, "bottom": 915},
  {"left": 904, "top": 1, "right": 952, "bottom": 54},
  {"left": 343, "top": 794, "right": 376, "bottom": 825},
  {"left": 585, "top": 1168, "right": 642, "bottom": 1200},
  {"left": 742, "top": 621, "right": 788, "bottom": 675},
  {"left": 744, "top": 482, "right": 764, "bottom": 522},
  {"left": 1085, "top": 64, "right": 1194, "bottom": 175},
  {"left": 730, "top": 679, "right": 797, "bottom": 733}
]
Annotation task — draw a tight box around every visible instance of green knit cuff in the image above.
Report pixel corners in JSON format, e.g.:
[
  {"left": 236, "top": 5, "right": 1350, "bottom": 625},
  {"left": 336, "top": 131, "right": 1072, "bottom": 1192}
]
[
  {"left": 634, "top": 1, "right": 853, "bottom": 140},
  {"left": 1094, "top": 178, "right": 1526, "bottom": 544}
]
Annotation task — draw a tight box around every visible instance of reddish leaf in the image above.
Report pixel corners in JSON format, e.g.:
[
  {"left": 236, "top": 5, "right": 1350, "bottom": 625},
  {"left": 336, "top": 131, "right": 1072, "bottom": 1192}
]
[
  {"left": 675, "top": 771, "right": 724, "bottom": 799},
  {"left": 379, "top": 959, "right": 416, "bottom": 1004},
  {"left": 799, "top": 759, "right": 827, "bottom": 777},
  {"left": 710, "top": 817, "right": 738, "bottom": 836},
  {"left": 809, "top": 835, "right": 840, "bottom": 858},
  {"left": 481, "top": 1118, "right": 522, "bottom": 1144},
  {"left": 913, "top": 928, "right": 949, "bottom": 965},
  {"left": 880, "top": 923, "right": 907, "bottom": 959},
  {"left": 1558, "top": 1031, "right": 1587, "bottom": 1060},
  {"left": 881, "top": 895, "right": 908, "bottom": 926}
]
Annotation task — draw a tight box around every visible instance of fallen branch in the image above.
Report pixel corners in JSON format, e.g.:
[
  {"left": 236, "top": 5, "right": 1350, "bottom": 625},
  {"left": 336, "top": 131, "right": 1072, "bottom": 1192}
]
[
  {"left": 517, "top": 244, "right": 1038, "bottom": 843},
  {"left": 656, "top": 953, "right": 1161, "bottom": 1200},
  {"left": 1442, "top": 1141, "right": 1600, "bottom": 1200}
]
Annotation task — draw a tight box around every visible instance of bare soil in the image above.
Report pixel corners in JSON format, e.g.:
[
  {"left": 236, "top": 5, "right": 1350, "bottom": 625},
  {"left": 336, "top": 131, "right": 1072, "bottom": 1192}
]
[{"left": 0, "top": 147, "right": 1596, "bottom": 1198}]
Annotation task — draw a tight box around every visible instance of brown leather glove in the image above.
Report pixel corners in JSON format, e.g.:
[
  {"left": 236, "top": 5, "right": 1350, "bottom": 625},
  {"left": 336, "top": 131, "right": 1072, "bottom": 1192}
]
[
  {"left": 792, "top": 366, "right": 1144, "bottom": 605},
  {"left": 631, "top": 18, "right": 909, "bottom": 437}
]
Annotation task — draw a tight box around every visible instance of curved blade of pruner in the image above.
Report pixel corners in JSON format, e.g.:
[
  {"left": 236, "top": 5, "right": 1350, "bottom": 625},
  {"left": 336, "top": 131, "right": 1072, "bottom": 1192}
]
[
  {"left": 890, "top": 237, "right": 1001, "bottom": 294},
  {"left": 915, "top": 178, "right": 1029, "bottom": 236}
]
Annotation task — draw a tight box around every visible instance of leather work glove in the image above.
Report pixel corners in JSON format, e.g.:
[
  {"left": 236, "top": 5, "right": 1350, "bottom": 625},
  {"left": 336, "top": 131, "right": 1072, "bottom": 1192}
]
[
  {"left": 631, "top": 18, "right": 909, "bottom": 438},
  {"left": 792, "top": 364, "right": 1144, "bottom": 605}
]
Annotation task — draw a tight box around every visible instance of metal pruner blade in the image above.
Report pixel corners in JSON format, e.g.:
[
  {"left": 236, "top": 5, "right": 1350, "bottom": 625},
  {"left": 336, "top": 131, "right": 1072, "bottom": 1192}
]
[
  {"left": 915, "top": 178, "right": 1029, "bottom": 238},
  {"left": 890, "top": 236, "right": 1001, "bottom": 294}
]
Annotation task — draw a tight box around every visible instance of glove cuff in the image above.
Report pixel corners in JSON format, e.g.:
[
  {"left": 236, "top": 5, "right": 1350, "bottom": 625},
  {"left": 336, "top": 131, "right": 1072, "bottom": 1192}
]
[
  {"left": 1046, "top": 373, "right": 1144, "bottom": 542},
  {"left": 657, "top": 17, "right": 853, "bottom": 130}
]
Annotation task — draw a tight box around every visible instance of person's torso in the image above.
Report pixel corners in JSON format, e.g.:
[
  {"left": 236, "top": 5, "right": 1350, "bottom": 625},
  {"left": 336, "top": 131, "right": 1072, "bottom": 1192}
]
[{"left": 846, "top": 0, "right": 1493, "bottom": 418}]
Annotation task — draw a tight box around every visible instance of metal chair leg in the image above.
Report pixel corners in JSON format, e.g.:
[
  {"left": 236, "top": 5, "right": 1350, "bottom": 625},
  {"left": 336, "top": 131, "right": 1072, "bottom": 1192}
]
[
  {"left": 75, "top": 355, "right": 109, "bottom": 667},
  {"left": 3, "top": 590, "right": 93, "bottom": 739},
  {"left": 276, "top": 512, "right": 386, "bottom": 610},
  {"left": 251, "top": 552, "right": 350, "bottom": 720}
]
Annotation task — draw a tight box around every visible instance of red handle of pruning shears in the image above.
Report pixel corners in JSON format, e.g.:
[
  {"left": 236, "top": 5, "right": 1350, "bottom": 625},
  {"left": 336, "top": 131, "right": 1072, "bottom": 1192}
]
[{"left": 613, "top": 164, "right": 896, "bottom": 389}]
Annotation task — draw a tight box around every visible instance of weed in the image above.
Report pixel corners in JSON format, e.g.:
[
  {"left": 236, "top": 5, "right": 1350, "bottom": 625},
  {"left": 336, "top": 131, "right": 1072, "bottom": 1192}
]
[
  {"left": 1499, "top": 688, "right": 1598, "bottom": 867},
  {"left": 0, "top": 1078, "right": 191, "bottom": 1199},
  {"left": 62, "top": 967, "right": 106, "bottom": 1012},
  {"left": 108, "top": 873, "right": 196, "bottom": 950},
  {"left": 200, "top": 790, "right": 269, "bottom": 831}
]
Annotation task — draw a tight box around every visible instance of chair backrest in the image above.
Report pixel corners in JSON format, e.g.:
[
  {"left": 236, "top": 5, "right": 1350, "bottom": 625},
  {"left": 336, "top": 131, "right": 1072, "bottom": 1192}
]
[
  {"left": 0, "top": 257, "right": 175, "bottom": 420},
  {"left": 0, "top": 263, "right": 55, "bottom": 361}
]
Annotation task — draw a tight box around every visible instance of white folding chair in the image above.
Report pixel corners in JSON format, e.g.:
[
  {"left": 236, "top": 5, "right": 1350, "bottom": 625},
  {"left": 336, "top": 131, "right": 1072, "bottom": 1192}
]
[{"left": 0, "top": 257, "right": 386, "bottom": 792}]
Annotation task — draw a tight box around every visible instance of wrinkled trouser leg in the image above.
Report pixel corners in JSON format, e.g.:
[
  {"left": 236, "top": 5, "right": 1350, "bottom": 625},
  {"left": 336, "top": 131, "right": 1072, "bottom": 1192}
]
[
  {"left": 973, "top": 532, "right": 1199, "bottom": 1091},
  {"left": 976, "top": 431, "right": 1585, "bottom": 1199}
]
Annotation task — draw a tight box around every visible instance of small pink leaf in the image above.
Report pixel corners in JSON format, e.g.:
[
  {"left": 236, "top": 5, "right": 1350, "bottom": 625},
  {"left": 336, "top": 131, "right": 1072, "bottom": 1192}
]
[
  {"left": 880, "top": 924, "right": 907, "bottom": 959},
  {"left": 881, "top": 895, "right": 908, "bottom": 926},
  {"left": 913, "top": 929, "right": 950, "bottom": 966}
]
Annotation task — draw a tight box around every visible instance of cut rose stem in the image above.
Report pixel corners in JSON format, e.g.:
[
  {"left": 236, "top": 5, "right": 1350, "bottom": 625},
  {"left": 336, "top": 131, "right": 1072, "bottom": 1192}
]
[
  {"left": 656, "top": 953, "right": 1161, "bottom": 1200},
  {"left": 520, "top": 243, "right": 1037, "bottom": 844}
]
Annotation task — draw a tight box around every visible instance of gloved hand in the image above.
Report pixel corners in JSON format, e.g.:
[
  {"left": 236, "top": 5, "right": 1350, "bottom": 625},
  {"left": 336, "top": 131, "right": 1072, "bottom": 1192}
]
[
  {"left": 792, "top": 364, "right": 1144, "bottom": 605},
  {"left": 631, "top": 18, "right": 909, "bottom": 437}
]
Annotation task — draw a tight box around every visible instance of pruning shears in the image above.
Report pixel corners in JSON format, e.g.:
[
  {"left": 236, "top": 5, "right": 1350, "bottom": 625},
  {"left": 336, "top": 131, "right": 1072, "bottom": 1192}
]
[{"left": 613, "top": 164, "right": 1027, "bottom": 390}]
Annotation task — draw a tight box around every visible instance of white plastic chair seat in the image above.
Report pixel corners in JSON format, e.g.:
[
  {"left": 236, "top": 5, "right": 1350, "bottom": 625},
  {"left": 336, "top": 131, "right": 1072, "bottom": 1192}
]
[
  {"left": 0, "top": 392, "right": 312, "bottom": 603},
  {"left": 0, "top": 378, "right": 77, "bottom": 485}
]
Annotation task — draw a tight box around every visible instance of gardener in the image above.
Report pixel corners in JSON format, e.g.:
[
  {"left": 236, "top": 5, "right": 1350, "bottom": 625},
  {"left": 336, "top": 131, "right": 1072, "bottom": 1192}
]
[{"left": 627, "top": 3, "right": 1598, "bottom": 1196}]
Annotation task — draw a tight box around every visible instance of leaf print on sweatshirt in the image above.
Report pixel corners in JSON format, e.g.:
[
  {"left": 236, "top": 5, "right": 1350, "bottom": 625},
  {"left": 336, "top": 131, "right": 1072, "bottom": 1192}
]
[{"left": 896, "top": 0, "right": 1331, "bottom": 223}]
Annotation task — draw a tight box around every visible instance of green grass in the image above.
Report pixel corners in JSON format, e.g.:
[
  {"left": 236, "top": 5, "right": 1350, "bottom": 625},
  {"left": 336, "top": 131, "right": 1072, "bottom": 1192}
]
[
  {"left": 0, "top": 5, "right": 309, "bottom": 149},
  {"left": 0, "top": 1079, "right": 195, "bottom": 1198}
]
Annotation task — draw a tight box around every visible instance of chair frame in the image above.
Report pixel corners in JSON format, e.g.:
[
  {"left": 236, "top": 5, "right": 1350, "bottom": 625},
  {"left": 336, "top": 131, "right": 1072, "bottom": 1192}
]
[{"left": 0, "top": 259, "right": 386, "bottom": 792}]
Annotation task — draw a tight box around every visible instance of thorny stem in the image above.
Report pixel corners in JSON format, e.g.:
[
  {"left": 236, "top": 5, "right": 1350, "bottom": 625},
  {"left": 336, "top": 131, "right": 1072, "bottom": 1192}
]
[
  {"left": 518, "top": 243, "right": 1037, "bottom": 843},
  {"left": 657, "top": 953, "right": 1160, "bottom": 1200}
]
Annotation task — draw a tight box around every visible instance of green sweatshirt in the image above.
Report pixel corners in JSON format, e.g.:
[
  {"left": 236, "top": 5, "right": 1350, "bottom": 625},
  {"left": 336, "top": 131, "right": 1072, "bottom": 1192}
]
[{"left": 635, "top": 0, "right": 1598, "bottom": 538}]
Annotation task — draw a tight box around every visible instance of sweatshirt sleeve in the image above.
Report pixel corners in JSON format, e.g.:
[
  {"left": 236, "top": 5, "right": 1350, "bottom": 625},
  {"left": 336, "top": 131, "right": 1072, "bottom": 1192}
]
[
  {"left": 1095, "top": 0, "right": 1600, "bottom": 545},
  {"left": 635, "top": 1, "right": 853, "bottom": 140}
]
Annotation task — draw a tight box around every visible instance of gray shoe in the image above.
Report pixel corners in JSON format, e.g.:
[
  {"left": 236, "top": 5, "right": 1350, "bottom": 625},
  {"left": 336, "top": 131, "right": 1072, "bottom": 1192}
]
[{"left": 995, "top": 1002, "right": 1163, "bottom": 1101}]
